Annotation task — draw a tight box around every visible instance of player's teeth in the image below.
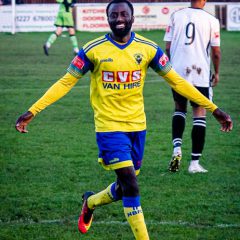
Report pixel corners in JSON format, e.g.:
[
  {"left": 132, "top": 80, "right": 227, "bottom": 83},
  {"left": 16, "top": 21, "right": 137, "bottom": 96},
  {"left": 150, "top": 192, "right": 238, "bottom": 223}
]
[{"left": 116, "top": 24, "right": 125, "bottom": 29}]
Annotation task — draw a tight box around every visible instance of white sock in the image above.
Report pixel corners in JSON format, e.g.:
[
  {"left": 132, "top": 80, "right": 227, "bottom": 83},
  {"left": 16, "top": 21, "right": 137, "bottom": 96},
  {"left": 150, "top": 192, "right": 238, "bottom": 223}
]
[
  {"left": 190, "top": 160, "right": 199, "bottom": 165},
  {"left": 173, "top": 146, "right": 182, "bottom": 156}
]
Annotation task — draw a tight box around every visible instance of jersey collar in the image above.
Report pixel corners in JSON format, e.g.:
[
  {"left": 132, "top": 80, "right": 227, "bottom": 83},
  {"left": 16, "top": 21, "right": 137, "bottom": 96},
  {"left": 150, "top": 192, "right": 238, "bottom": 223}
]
[
  {"left": 105, "top": 32, "right": 135, "bottom": 50},
  {"left": 189, "top": 7, "right": 204, "bottom": 10}
]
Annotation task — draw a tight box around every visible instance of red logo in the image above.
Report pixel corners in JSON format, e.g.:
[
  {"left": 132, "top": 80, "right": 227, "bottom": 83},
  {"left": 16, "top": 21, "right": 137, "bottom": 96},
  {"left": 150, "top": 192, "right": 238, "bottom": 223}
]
[
  {"left": 166, "top": 26, "right": 171, "bottom": 33},
  {"left": 214, "top": 32, "right": 220, "bottom": 38},
  {"left": 72, "top": 56, "right": 85, "bottom": 70},
  {"left": 159, "top": 54, "right": 169, "bottom": 67},
  {"left": 102, "top": 71, "right": 114, "bottom": 82},
  {"left": 142, "top": 6, "right": 150, "bottom": 15},
  {"left": 162, "top": 7, "right": 169, "bottom": 14},
  {"left": 117, "top": 71, "right": 130, "bottom": 83},
  {"left": 102, "top": 70, "right": 141, "bottom": 82}
]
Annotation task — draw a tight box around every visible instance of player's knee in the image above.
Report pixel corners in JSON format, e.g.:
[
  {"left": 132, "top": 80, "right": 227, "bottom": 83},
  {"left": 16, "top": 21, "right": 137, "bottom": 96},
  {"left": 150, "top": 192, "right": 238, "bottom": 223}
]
[
  {"left": 175, "top": 106, "right": 187, "bottom": 113},
  {"left": 122, "top": 179, "right": 139, "bottom": 197},
  {"left": 55, "top": 29, "right": 62, "bottom": 36},
  {"left": 115, "top": 180, "right": 123, "bottom": 199},
  {"left": 115, "top": 167, "right": 139, "bottom": 197},
  {"left": 68, "top": 28, "right": 75, "bottom": 35}
]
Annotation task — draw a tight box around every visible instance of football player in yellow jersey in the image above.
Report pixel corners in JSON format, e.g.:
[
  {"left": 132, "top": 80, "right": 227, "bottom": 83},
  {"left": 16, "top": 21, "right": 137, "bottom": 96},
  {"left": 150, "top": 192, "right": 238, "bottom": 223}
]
[{"left": 15, "top": 0, "right": 232, "bottom": 239}]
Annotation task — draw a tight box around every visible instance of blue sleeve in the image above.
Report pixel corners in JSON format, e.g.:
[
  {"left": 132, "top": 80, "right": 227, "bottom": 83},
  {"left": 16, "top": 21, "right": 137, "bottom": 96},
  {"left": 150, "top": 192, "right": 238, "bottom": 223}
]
[
  {"left": 149, "top": 46, "right": 172, "bottom": 76},
  {"left": 67, "top": 49, "right": 94, "bottom": 79}
]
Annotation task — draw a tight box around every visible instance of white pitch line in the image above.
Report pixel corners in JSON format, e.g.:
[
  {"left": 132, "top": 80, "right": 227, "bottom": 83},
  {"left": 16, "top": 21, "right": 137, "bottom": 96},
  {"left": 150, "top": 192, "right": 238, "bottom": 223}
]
[
  {"left": 1, "top": 218, "right": 239, "bottom": 229},
  {"left": 0, "top": 79, "right": 164, "bottom": 93}
]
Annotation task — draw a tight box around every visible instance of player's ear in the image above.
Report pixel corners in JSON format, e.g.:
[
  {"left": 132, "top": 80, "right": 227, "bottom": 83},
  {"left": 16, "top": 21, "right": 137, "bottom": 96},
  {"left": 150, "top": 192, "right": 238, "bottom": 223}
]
[{"left": 132, "top": 16, "right": 135, "bottom": 23}]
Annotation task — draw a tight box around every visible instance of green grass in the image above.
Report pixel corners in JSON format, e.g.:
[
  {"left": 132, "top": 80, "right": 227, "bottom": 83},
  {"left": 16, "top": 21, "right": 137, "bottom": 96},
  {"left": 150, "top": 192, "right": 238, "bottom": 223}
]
[{"left": 0, "top": 30, "right": 239, "bottom": 240}]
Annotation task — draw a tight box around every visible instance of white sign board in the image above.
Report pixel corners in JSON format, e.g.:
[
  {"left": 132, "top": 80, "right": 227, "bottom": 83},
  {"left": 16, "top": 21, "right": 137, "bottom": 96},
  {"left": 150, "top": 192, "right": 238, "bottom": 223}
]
[
  {"left": 0, "top": 4, "right": 58, "bottom": 32},
  {"left": 0, "top": 3, "right": 216, "bottom": 32},
  {"left": 75, "top": 3, "right": 215, "bottom": 32},
  {"left": 227, "top": 4, "right": 240, "bottom": 31}
]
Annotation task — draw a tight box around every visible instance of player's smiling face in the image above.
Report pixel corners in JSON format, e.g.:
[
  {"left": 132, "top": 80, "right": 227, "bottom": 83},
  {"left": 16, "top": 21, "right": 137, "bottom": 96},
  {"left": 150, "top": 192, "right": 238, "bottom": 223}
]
[{"left": 107, "top": 2, "right": 134, "bottom": 39}]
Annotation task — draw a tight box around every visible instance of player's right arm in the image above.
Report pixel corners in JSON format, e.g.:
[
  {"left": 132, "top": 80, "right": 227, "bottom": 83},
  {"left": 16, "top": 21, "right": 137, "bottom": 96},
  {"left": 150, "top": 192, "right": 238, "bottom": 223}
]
[
  {"left": 211, "top": 46, "right": 221, "bottom": 87},
  {"left": 15, "top": 73, "right": 79, "bottom": 133},
  {"left": 16, "top": 50, "right": 93, "bottom": 133},
  {"left": 210, "top": 19, "right": 221, "bottom": 87}
]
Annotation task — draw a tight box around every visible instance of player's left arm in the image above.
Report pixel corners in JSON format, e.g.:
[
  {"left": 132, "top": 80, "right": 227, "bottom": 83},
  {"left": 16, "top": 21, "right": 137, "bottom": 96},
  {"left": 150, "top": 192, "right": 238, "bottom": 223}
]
[
  {"left": 163, "top": 68, "right": 232, "bottom": 132},
  {"left": 149, "top": 47, "right": 232, "bottom": 132}
]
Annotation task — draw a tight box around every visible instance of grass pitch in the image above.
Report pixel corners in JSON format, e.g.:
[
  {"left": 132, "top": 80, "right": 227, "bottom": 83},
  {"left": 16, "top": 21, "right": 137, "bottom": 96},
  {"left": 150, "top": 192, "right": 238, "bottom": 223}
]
[{"left": 0, "top": 30, "right": 239, "bottom": 240}]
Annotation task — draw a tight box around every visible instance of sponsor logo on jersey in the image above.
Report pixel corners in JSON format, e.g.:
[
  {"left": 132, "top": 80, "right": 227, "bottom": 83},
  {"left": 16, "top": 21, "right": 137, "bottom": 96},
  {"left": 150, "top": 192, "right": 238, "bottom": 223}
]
[
  {"left": 134, "top": 53, "right": 143, "bottom": 65},
  {"left": 102, "top": 71, "right": 141, "bottom": 82},
  {"left": 72, "top": 56, "right": 85, "bottom": 70},
  {"left": 159, "top": 53, "right": 169, "bottom": 67},
  {"left": 102, "top": 70, "right": 142, "bottom": 90},
  {"left": 109, "top": 158, "right": 120, "bottom": 164},
  {"left": 100, "top": 58, "right": 113, "bottom": 63}
]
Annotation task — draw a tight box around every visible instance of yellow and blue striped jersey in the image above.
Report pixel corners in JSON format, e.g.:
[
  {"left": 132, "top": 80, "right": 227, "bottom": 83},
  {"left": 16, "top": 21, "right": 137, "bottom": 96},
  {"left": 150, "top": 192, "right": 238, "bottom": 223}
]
[
  {"left": 68, "top": 32, "right": 171, "bottom": 132},
  {"left": 29, "top": 32, "right": 217, "bottom": 132}
]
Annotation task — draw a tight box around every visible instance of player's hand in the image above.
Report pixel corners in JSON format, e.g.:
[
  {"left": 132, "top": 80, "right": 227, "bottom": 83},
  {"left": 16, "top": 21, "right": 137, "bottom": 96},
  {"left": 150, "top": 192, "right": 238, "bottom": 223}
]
[
  {"left": 211, "top": 73, "right": 219, "bottom": 87},
  {"left": 212, "top": 108, "right": 233, "bottom": 132},
  {"left": 15, "top": 111, "right": 34, "bottom": 133}
]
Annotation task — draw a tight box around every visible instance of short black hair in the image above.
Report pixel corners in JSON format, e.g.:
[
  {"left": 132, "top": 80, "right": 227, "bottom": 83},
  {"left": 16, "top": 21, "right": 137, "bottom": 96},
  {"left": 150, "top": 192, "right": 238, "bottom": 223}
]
[{"left": 106, "top": 0, "right": 134, "bottom": 17}]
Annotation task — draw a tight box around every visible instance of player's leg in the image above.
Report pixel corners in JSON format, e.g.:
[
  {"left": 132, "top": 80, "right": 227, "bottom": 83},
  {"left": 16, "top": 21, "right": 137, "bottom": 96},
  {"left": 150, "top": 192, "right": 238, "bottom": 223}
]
[
  {"left": 68, "top": 27, "right": 79, "bottom": 55},
  {"left": 116, "top": 166, "right": 149, "bottom": 240},
  {"left": 78, "top": 181, "right": 122, "bottom": 234},
  {"left": 188, "top": 87, "right": 209, "bottom": 173},
  {"left": 79, "top": 131, "right": 149, "bottom": 239},
  {"left": 64, "top": 12, "right": 79, "bottom": 55},
  {"left": 43, "top": 11, "right": 64, "bottom": 55},
  {"left": 78, "top": 132, "right": 128, "bottom": 234},
  {"left": 169, "top": 89, "right": 187, "bottom": 172},
  {"left": 87, "top": 180, "right": 122, "bottom": 209},
  {"left": 43, "top": 27, "right": 62, "bottom": 56},
  {"left": 118, "top": 130, "right": 149, "bottom": 239},
  {"left": 188, "top": 107, "right": 208, "bottom": 173}
]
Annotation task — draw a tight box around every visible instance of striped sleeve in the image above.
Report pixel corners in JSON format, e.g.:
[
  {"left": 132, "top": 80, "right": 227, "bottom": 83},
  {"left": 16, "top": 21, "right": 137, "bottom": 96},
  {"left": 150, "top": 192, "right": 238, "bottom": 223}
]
[
  {"left": 67, "top": 49, "right": 94, "bottom": 79},
  {"left": 149, "top": 47, "right": 172, "bottom": 76}
]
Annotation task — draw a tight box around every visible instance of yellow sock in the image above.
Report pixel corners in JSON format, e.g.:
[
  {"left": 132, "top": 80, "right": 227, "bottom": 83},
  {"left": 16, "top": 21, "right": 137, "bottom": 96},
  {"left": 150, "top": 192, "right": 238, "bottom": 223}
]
[
  {"left": 87, "top": 183, "right": 115, "bottom": 209},
  {"left": 124, "top": 206, "right": 149, "bottom": 240}
]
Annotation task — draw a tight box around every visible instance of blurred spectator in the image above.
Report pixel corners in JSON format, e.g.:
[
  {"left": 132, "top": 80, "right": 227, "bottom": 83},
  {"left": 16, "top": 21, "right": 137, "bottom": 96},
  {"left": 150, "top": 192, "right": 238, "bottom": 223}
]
[
  {"left": 2, "top": 0, "right": 11, "bottom": 5},
  {"left": 43, "top": 0, "right": 79, "bottom": 56}
]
